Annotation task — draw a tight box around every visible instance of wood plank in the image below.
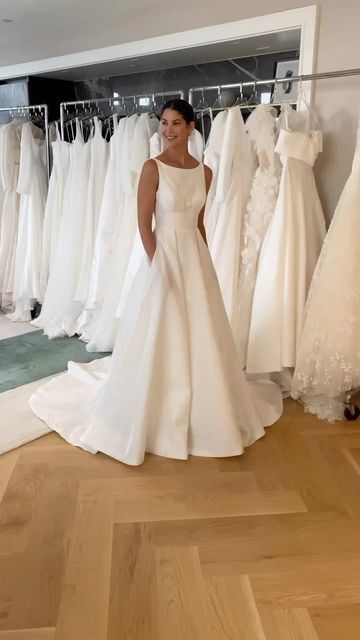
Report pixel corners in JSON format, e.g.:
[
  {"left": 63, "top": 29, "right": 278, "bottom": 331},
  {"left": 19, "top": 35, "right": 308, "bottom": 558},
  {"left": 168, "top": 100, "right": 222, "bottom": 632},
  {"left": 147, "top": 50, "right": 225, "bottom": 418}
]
[
  {"left": 4, "top": 477, "right": 79, "bottom": 629},
  {"left": 311, "top": 605, "right": 360, "bottom": 640},
  {"left": 0, "top": 463, "right": 48, "bottom": 560},
  {"left": 54, "top": 500, "right": 113, "bottom": 640},
  {"left": 156, "top": 546, "right": 211, "bottom": 640},
  {"left": 107, "top": 523, "right": 158, "bottom": 640},
  {"left": 205, "top": 575, "right": 266, "bottom": 640},
  {"left": 0, "top": 451, "right": 19, "bottom": 504},
  {"left": 250, "top": 557, "right": 360, "bottom": 607},
  {"left": 0, "top": 629, "right": 55, "bottom": 639},
  {"left": 259, "top": 607, "right": 319, "bottom": 640}
]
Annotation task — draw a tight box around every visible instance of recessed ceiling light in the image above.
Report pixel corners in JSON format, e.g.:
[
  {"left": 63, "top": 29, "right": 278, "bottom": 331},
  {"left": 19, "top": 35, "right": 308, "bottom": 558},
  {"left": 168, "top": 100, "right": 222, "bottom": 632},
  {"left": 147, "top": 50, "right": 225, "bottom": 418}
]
[
  {"left": 2, "top": 18, "right": 13, "bottom": 23},
  {"left": 256, "top": 46, "right": 270, "bottom": 51}
]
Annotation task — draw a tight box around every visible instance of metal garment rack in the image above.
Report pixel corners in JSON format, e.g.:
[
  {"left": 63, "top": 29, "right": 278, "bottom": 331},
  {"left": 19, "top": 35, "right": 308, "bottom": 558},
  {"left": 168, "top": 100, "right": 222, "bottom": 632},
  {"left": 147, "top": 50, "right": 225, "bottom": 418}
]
[
  {"left": 59, "top": 89, "right": 186, "bottom": 140},
  {"left": 0, "top": 103, "right": 50, "bottom": 181},
  {"left": 188, "top": 67, "right": 360, "bottom": 106}
]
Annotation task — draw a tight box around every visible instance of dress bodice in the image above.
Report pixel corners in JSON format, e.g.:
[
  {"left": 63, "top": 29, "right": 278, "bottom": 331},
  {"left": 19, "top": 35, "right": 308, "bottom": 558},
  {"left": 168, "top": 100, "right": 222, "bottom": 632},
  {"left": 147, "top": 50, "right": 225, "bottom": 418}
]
[
  {"left": 154, "top": 159, "right": 206, "bottom": 230},
  {"left": 275, "top": 128, "right": 322, "bottom": 167}
]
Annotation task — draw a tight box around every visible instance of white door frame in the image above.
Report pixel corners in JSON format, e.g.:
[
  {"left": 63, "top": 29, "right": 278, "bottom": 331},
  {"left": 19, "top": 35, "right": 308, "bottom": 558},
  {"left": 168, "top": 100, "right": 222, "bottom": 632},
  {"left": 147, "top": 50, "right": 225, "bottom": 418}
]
[{"left": 0, "top": 4, "right": 318, "bottom": 105}]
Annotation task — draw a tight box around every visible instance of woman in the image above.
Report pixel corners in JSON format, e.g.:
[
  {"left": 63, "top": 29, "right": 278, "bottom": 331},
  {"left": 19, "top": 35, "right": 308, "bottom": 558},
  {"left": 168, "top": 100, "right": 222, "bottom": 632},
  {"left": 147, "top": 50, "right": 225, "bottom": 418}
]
[{"left": 30, "top": 99, "right": 282, "bottom": 466}]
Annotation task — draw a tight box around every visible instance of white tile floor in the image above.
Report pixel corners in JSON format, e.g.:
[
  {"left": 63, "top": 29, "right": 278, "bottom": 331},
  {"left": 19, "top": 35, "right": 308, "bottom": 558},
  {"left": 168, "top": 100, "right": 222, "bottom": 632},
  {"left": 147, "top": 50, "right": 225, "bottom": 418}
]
[{"left": 0, "top": 312, "right": 39, "bottom": 340}]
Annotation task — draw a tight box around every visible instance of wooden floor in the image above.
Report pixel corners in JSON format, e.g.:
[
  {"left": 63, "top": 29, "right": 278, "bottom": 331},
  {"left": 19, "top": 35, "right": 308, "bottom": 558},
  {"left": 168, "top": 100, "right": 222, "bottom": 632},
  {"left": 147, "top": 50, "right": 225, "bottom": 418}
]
[{"left": 1, "top": 398, "right": 360, "bottom": 639}]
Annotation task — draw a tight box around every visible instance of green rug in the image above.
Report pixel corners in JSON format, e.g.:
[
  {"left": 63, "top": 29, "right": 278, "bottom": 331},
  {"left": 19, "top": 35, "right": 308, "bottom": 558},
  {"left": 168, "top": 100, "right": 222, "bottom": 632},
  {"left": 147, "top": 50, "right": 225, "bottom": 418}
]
[{"left": 0, "top": 330, "right": 108, "bottom": 393}]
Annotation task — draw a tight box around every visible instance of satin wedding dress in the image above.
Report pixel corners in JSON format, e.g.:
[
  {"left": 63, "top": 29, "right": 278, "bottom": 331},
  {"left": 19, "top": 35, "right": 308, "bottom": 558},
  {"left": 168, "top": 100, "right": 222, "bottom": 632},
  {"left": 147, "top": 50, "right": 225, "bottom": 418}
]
[
  {"left": 247, "top": 106, "right": 326, "bottom": 376},
  {"left": 30, "top": 158, "right": 282, "bottom": 466}
]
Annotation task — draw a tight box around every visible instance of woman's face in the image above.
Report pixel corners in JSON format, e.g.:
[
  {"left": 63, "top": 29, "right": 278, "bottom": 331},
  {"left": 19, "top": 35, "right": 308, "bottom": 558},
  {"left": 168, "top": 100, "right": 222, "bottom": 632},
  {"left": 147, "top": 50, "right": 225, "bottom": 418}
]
[{"left": 160, "top": 108, "right": 194, "bottom": 148}]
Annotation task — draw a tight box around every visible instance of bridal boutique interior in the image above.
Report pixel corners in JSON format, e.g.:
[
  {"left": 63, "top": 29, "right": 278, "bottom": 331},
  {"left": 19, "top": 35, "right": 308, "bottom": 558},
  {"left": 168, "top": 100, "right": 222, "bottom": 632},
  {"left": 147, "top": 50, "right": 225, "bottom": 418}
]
[{"left": 1, "top": 2, "right": 360, "bottom": 638}]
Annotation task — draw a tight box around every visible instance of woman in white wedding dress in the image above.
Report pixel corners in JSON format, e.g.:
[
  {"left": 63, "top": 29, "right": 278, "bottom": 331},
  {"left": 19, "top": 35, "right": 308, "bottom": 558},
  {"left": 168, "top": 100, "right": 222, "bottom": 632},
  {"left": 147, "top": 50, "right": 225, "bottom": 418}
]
[
  {"left": 29, "top": 100, "right": 282, "bottom": 466},
  {"left": 292, "top": 115, "right": 360, "bottom": 421}
]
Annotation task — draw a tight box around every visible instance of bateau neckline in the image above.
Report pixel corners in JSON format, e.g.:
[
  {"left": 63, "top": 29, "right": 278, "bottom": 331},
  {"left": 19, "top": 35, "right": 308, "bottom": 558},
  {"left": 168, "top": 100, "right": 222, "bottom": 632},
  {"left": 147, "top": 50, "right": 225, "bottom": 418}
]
[{"left": 156, "top": 158, "right": 201, "bottom": 170}]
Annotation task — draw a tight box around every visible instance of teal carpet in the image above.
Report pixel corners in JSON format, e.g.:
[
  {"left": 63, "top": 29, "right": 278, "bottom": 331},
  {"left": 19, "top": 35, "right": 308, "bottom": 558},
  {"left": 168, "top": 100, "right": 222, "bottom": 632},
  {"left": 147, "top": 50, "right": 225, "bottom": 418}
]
[{"left": 0, "top": 330, "right": 108, "bottom": 393}]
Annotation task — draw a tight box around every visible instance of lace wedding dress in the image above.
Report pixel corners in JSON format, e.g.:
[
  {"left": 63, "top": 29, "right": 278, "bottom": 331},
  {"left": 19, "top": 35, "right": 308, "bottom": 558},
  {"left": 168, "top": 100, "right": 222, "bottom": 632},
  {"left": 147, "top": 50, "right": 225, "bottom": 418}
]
[{"left": 292, "top": 115, "right": 360, "bottom": 421}]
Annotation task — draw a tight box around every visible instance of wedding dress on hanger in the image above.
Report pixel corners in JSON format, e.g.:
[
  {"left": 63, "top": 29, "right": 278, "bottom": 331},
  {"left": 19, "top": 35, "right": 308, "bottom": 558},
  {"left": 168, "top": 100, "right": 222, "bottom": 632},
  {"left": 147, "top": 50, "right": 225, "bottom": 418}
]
[
  {"left": 30, "top": 159, "right": 282, "bottom": 466},
  {"left": 292, "top": 114, "right": 360, "bottom": 421},
  {"left": 246, "top": 105, "right": 326, "bottom": 381},
  {"left": 38, "top": 123, "right": 70, "bottom": 302},
  {"left": 203, "top": 110, "right": 227, "bottom": 247},
  {"left": 75, "top": 116, "right": 108, "bottom": 304},
  {"left": 83, "top": 113, "right": 140, "bottom": 351},
  {"left": 0, "top": 121, "right": 21, "bottom": 309},
  {"left": 33, "top": 119, "right": 91, "bottom": 337},
  {"left": 238, "top": 105, "right": 280, "bottom": 365},
  {"left": 7, "top": 122, "right": 47, "bottom": 321},
  {"left": 84, "top": 115, "right": 123, "bottom": 311},
  {"left": 209, "top": 106, "right": 256, "bottom": 340}
]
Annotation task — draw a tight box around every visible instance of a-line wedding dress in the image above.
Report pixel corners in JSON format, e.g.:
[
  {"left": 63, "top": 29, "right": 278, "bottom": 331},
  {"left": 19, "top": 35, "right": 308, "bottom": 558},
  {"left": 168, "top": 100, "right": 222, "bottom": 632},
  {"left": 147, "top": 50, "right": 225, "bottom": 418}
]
[{"left": 30, "top": 158, "right": 283, "bottom": 466}]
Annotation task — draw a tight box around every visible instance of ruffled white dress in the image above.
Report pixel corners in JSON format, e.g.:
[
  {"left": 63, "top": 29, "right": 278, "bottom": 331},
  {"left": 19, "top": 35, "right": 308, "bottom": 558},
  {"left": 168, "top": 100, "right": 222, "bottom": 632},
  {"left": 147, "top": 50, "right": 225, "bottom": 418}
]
[
  {"left": 238, "top": 105, "right": 280, "bottom": 364},
  {"left": 292, "top": 115, "right": 360, "bottom": 421},
  {"left": 30, "top": 159, "right": 282, "bottom": 465}
]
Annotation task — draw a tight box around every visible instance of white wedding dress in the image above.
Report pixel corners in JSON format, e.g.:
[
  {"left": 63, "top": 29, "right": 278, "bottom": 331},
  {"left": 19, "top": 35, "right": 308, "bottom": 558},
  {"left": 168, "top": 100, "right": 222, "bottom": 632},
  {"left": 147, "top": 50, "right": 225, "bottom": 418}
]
[
  {"left": 33, "top": 119, "right": 91, "bottom": 337},
  {"left": 203, "top": 110, "right": 227, "bottom": 247},
  {"left": 292, "top": 115, "right": 360, "bottom": 421},
  {"left": 75, "top": 117, "right": 108, "bottom": 304},
  {"left": 238, "top": 105, "right": 280, "bottom": 365},
  {"left": 84, "top": 114, "right": 146, "bottom": 352},
  {"left": 84, "top": 116, "right": 124, "bottom": 311},
  {"left": 8, "top": 123, "right": 47, "bottom": 321},
  {"left": 210, "top": 107, "right": 255, "bottom": 341},
  {"left": 247, "top": 106, "right": 326, "bottom": 376},
  {"left": 30, "top": 159, "right": 282, "bottom": 466},
  {"left": 0, "top": 121, "right": 21, "bottom": 308},
  {"left": 38, "top": 125, "right": 70, "bottom": 302}
]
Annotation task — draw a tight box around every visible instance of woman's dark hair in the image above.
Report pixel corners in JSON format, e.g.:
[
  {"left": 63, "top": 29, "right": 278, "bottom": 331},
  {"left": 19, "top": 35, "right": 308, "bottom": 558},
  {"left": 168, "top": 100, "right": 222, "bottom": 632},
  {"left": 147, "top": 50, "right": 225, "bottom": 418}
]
[{"left": 160, "top": 99, "right": 195, "bottom": 124}]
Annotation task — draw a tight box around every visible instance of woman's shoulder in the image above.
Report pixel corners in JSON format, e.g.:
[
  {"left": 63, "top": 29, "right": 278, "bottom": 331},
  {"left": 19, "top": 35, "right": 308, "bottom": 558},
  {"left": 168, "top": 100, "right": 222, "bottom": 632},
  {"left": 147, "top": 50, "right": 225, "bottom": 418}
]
[{"left": 141, "top": 158, "right": 159, "bottom": 174}]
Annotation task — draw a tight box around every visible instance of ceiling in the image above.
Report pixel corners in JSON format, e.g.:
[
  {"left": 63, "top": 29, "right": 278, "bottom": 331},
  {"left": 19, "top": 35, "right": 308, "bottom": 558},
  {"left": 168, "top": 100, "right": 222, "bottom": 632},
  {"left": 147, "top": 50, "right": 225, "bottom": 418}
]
[
  {"left": 0, "top": 1, "right": 300, "bottom": 75},
  {"left": 38, "top": 30, "right": 300, "bottom": 81}
]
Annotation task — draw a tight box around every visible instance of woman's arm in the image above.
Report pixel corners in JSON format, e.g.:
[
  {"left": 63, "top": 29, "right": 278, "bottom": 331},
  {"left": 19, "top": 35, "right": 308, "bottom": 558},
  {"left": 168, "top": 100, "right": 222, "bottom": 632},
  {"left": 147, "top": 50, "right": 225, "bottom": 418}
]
[
  {"left": 137, "top": 159, "right": 159, "bottom": 261},
  {"left": 198, "top": 164, "right": 213, "bottom": 246}
]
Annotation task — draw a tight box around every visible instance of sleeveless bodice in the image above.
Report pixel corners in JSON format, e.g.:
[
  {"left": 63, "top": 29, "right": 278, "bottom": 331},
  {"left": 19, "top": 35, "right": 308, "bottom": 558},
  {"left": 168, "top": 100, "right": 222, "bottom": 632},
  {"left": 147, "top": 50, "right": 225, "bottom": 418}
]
[
  {"left": 154, "top": 159, "right": 207, "bottom": 230},
  {"left": 275, "top": 128, "right": 322, "bottom": 166}
]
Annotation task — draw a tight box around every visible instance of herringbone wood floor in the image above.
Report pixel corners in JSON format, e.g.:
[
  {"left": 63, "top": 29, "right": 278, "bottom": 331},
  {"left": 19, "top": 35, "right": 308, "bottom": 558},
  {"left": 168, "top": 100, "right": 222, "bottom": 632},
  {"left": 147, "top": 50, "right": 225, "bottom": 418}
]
[{"left": 1, "top": 398, "right": 360, "bottom": 639}]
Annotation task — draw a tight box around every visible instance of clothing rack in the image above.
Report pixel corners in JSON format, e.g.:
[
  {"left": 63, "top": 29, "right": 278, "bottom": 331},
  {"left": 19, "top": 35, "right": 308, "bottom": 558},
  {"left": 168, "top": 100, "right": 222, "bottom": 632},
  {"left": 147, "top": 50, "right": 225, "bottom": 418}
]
[
  {"left": 188, "top": 67, "right": 360, "bottom": 106},
  {"left": 0, "top": 103, "right": 49, "bottom": 180},
  {"left": 59, "top": 89, "right": 186, "bottom": 139}
]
